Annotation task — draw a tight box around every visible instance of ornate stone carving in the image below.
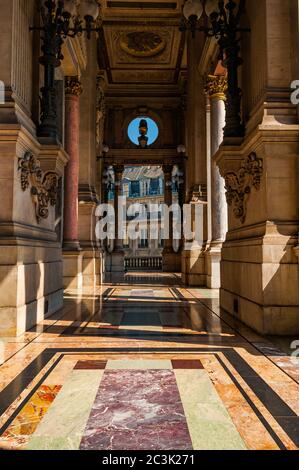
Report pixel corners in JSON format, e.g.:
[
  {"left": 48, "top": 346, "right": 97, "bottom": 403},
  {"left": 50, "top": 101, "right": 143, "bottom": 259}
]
[
  {"left": 18, "top": 151, "right": 59, "bottom": 223},
  {"left": 224, "top": 152, "right": 263, "bottom": 224},
  {"left": 120, "top": 32, "right": 166, "bottom": 58},
  {"left": 65, "top": 76, "right": 83, "bottom": 96},
  {"left": 205, "top": 75, "right": 228, "bottom": 100}
]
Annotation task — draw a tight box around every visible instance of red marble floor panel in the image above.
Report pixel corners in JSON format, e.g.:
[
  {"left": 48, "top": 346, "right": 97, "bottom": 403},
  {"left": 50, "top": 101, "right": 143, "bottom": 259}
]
[
  {"left": 74, "top": 361, "right": 107, "bottom": 370},
  {"left": 171, "top": 359, "right": 204, "bottom": 369},
  {"left": 80, "top": 369, "right": 192, "bottom": 450}
]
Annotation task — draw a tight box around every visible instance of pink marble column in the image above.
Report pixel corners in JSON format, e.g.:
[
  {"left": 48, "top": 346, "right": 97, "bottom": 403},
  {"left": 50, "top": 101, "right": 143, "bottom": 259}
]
[{"left": 63, "top": 76, "right": 82, "bottom": 251}]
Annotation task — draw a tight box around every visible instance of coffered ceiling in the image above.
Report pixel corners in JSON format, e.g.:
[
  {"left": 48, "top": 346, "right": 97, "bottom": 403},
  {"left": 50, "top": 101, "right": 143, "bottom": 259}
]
[{"left": 99, "top": 0, "right": 187, "bottom": 92}]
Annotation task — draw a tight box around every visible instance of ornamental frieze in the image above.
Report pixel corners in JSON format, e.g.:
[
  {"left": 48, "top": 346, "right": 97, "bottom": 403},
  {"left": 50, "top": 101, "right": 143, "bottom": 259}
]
[
  {"left": 224, "top": 152, "right": 263, "bottom": 224},
  {"left": 120, "top": 31, "right": 166, "bottom": 58},
  {"left": 18, "top": 151, "right": 59, "bottom": 223}
]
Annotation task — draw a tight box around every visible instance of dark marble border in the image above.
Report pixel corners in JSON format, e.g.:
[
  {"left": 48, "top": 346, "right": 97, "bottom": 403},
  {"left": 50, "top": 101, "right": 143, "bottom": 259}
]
[
  {"left": 216, "top": 356, "right": 287, "bottom": 450},
  {"left": 223, "top": 350, "right": 299, "bottom": 448}
]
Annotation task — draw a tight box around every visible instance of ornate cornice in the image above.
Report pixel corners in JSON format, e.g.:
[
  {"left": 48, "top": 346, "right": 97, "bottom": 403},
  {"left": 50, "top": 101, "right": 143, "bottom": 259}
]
[
  {"left": 224, "top": 152, "right": 263, "bottom": 224},
  {"left": 205, "top": 75, "right": 228, "bottom": 101},
  {"left": 18, "top": 151, "right": 59, "bottom": 224},
  {"left": 65, "top": 76, "right": 83, "bottom": 96}
]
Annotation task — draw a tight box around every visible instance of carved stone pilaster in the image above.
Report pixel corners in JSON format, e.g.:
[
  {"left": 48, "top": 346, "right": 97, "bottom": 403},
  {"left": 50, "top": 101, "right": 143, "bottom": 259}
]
[
  {"left": 18, "top": 151, "right": 59, "bottom": 223},
  {"left": 224, "top": 152, "right": 263, "bottom": 224}
]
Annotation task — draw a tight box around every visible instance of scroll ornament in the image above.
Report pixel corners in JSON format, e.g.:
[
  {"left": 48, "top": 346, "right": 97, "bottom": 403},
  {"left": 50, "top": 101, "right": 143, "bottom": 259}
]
[
  {"left": 224, "top": 152, "right": 263, "bottom": 224},
  {"left": 18, "top": 151, "right": 59, "bottom": 223}
]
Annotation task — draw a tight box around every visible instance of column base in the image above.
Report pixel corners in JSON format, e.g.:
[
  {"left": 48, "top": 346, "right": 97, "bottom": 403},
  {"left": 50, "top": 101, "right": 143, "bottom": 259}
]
[
  {"left": 106, "top": 250, "right": 125, "bottom": 274},
  {"left": 181, "top": 246, "right": 206, "bottom": 286},
  {"left": 220, "top": 288, "right": 299, "bottom": 335},
  {"left": 63, "top": 251, "right": 83, "bottom": 290},
  {"left": 205, "top": 244, "right": 222, "bottom": 289},
  {"left": 0, "top": 243, "right": 64, "bottom": 337},
  {"left": 220, "top": 222, "right": 299, "bottom": 335},
  {"left": 81, "top": 249, "right": 106, "bottom": 287},
  {"left": 162, "top": 249, "right": 181, "bottom": 273},
  {"left": 63, "top": 240, "right": 81, "bottom": 252},
  {"left": 0, "top": 289, "right": 63, "bottom": 337}
]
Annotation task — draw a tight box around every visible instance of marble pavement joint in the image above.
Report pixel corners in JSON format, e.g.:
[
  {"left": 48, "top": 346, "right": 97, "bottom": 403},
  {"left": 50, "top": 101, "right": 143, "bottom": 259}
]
[
  {"left": 18, "top": 151, "right": 59, "bottom": 223},
  {"left": 224, "top": 152, "right": 263, "bottom": 224}
]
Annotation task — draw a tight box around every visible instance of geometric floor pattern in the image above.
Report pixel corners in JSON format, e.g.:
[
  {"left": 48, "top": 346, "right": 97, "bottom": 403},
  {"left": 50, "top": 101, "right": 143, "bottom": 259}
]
[{"left": 0, "top": 273, "right": 298, "bottom": 451}]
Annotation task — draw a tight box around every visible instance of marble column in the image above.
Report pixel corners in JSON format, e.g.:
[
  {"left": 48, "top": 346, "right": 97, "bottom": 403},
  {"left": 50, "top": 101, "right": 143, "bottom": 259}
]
[
  {"left": 110, "top": 164, "right": 125, "bottom": 273},
  {"left": 63, "top": 76, "right": 82, "bottom": 250},
  {"left": 173, "top": 162, "right": 185, "bottom": 272},
  {"left": 62, "top": 76, "right": 83, "bottom": 289},
  {"left": 205, "top": 75, "right": 228, "bottom": 288},
  {"left": 177, "top": 161, "right": 186, "bottom": 248},
  {"left": 162, "top": 164, "right": 175, "bottom": 272}
]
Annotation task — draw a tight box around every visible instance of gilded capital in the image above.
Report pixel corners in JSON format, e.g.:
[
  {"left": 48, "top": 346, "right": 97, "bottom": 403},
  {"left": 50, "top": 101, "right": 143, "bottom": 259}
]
[
  {"left": 205, "top": 75, "right": 227, "bottom": 101},
  {"left": 65, "top": 76, "right": 83, "bottom": 96}
]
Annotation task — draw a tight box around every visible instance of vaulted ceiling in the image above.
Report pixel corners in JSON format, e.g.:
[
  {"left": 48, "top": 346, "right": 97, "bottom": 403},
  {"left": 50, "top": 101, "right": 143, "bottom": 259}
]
[{"left": 98, "top": 0, "right": 187, "bottom": 94}]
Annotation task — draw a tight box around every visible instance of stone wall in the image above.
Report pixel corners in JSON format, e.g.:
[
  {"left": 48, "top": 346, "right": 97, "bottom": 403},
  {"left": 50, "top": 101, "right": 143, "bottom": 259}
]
[
  {"left": 0, "top": 1, "right": 99, "bottom": 335},
  {"left": 215, "top": 0, "right": 299, "bottom": 334}
]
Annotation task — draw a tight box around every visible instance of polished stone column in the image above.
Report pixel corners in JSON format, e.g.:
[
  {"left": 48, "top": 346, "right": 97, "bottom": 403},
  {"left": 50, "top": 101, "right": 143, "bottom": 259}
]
[
  {"left": 63, "top": 76, "right": 82, "bottom": 251},
  {"left": 177, "top": 162, "right": 186, "bottom": 252},
  {"left": 172, "top": 163, "right": 185, "bottom": 272},
  {"left": 110, "top": 164, "right": 125, "bottom": 273},
  {"left": 62, "top": 76, "right": 83, "bottom": 289},
  {"left": 206, "top": 75, "right": 228, "bottom": 246},
  {"left": 162, "top": 164, "right": 175, "bottom": 272},
  {"left": 113, "top": 165, "right": 125, "bottom": 251},
  {"left": 205, "top": 75, "right": 228, "bottom": 288}
]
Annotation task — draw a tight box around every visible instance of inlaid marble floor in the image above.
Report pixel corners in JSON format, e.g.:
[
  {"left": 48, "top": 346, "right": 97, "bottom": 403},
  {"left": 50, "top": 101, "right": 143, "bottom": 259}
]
[{"left": 0, "top": 273, "right": 298, "bottom": 450}]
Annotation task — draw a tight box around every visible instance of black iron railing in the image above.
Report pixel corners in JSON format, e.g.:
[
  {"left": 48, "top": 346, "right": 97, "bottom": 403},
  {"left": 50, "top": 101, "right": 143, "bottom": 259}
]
[{"left": 125, "top": 257, "right": 163, "bottom": 271}]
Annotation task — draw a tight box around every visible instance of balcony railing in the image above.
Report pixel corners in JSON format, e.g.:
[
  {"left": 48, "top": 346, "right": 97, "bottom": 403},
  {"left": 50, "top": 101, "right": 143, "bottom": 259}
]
[{"left": 125, "top": 257, "right": 163, "bottom": 271}]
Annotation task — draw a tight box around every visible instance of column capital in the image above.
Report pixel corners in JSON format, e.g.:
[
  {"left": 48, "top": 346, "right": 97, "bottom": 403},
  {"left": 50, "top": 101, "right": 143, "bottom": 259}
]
[
  {"left": 113, "top": 164, "right": 124, "bottom": 182},
  {"left": 65, "top": 76, "right": 83, "bottom": 97},
  {"left": 205, "top": 75, "right": 227, "bottom": 101},
  {"left": 162, "top": 163, "right": 173, "bottom": 178},
  {"left": 162, "top": 164, "right": 173, "bottom": 189}
]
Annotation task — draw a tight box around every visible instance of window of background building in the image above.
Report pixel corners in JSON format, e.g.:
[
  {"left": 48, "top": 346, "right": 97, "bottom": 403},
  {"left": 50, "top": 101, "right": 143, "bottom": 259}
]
[
  {"left": 139, "top": 229, "right": 148, "bottom": 248},
  {"left": 150, "top": 178, "right": 160, "bottom": 195},
  {"left": 130, "top": 181, "right": 140, "bottom": 198}
]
